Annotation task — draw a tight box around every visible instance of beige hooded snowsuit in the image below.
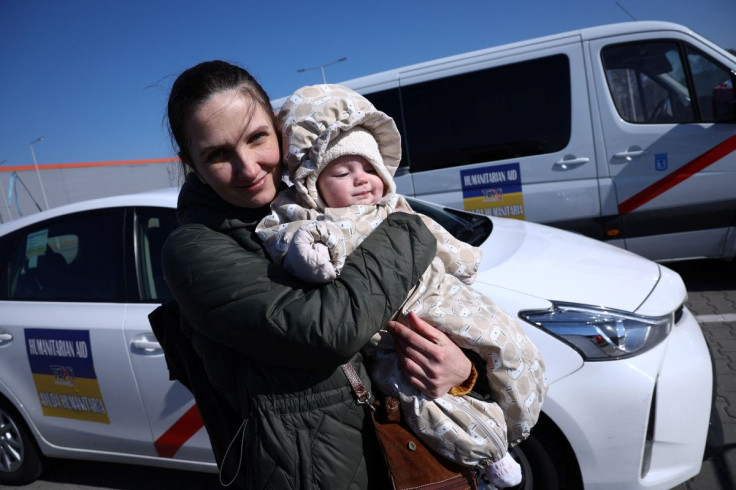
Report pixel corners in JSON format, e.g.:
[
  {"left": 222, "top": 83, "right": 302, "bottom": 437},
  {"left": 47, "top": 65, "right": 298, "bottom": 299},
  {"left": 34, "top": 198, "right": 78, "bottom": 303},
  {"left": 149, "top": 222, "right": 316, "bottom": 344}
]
[{"left": 256, "top": 84, "right": 547, "bottom": 467}]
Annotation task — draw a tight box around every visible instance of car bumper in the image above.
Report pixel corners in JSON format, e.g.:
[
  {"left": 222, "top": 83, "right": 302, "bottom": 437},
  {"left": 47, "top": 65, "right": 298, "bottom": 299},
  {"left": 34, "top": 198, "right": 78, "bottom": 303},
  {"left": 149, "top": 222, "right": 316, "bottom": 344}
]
[
  {"left": 703, "top": 333, "right": 725, "bottom": 462},
  {"left": 543, "top": 306, "right": 715, "bottom": 489},
  {"left": 704, "top": 403, "right": 724, "bottom": 461}
]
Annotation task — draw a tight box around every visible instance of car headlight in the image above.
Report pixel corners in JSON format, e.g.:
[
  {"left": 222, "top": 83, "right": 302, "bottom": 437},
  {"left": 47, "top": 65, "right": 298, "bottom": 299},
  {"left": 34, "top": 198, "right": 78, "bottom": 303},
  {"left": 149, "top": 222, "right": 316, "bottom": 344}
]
[{"left": 519, "top": 302, "right": 673, "bottom": 361}]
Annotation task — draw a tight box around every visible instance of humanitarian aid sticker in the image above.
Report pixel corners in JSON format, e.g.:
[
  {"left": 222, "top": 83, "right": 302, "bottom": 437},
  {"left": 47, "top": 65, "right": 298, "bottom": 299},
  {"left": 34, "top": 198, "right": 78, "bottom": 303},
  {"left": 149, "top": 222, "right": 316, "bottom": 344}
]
[
  {"left": 25, "top": 328, "right": 110, "bottom": 424},
  {"left": 461, "top": 163, "right": 525, "bottom": 219}
]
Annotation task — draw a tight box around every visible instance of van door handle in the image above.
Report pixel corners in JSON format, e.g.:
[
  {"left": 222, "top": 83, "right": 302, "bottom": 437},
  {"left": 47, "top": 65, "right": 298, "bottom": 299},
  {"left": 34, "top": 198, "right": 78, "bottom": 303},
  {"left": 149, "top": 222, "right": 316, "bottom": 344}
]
[
  {"left": 0, "top": 331, "right": 12, "bottom": 345},
  {"left": 553, "top": 157, "right": 590, "bottom": 169},
  {"left": 613, "top": 149, "right": 649, "bottom": 160}
]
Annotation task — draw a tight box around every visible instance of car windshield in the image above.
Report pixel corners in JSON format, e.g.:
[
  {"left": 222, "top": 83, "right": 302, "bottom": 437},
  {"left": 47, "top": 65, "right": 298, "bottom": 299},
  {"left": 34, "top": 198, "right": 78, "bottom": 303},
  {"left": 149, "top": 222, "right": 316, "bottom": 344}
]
[{"left": 405, "top": 198, "right": 493, "bottom": 246}]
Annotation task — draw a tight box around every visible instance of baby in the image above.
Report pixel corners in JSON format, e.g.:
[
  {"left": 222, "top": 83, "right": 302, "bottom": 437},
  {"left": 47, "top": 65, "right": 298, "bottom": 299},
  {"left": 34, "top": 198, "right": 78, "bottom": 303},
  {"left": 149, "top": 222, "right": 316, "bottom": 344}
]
[{"left": 256, "top": 84, "right": 547, "bottom": 488}]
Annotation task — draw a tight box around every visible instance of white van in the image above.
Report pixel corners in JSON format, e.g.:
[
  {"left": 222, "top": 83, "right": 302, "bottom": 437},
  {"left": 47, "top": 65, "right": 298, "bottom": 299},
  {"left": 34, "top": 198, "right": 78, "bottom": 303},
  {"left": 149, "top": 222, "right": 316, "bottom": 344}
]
[{"left": 277, "top": 21, "right": 736, "bottom": 262}]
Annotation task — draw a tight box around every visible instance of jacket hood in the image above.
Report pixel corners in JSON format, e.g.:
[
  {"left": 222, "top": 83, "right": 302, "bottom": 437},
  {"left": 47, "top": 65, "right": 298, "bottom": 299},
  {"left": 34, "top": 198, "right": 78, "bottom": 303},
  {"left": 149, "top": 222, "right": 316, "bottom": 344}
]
[{"left": 278, "top": 84, "right": 401, "bottom": 211}]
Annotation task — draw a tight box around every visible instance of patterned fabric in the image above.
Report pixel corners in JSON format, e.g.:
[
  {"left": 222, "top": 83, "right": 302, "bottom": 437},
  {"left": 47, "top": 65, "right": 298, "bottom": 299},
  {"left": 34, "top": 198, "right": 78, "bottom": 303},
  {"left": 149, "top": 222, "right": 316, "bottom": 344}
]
[
  {"left": 258, "top": 84, "right": 548, "bottom": 468},
  {"left": 278, "top": 84, "right": 401, "bottom": 212},
  {"left": 257, "top": 188, "right": 547, "bottom": 466}
]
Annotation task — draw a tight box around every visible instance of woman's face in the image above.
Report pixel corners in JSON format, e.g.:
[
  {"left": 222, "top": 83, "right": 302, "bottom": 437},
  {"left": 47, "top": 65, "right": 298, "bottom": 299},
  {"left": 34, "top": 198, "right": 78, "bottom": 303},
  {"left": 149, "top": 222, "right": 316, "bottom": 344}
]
[{"left": 185, "top": 90, "right": 281, "bottom": 209}]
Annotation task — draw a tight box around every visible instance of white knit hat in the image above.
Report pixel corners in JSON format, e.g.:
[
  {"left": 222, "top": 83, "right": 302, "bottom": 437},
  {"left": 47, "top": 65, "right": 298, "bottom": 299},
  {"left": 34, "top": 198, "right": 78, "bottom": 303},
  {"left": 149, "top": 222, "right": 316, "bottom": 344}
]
[
  {"left": 305, "top": 126, "right": 397, "bottom": 210},
  {"left": 323, "top": 127, "right": 384, "bottom": 176}
]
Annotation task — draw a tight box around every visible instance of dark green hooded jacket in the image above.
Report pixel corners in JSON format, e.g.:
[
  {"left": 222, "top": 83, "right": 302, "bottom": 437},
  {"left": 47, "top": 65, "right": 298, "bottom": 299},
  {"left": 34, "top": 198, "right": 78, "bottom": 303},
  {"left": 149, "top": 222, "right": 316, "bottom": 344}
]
[{"left": 160, "top": 174, "right": 436, "bottom": 489}]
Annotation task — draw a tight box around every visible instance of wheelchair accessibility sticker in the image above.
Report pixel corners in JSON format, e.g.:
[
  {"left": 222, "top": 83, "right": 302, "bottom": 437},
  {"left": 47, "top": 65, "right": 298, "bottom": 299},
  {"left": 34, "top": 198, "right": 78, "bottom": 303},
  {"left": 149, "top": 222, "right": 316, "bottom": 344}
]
[
  {"left": 25, "top": 328, "right": 110, "bottom": 423},
  {"left": 461, "top": 162, "right": 525, "bottom": 219}
]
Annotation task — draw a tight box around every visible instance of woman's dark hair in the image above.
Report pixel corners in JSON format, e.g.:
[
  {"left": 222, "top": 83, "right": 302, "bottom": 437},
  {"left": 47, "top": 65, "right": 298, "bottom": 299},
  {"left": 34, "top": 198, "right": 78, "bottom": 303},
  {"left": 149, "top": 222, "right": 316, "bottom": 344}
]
[{"left": 167, "top": 60, "right": 274, "bottom": 170}]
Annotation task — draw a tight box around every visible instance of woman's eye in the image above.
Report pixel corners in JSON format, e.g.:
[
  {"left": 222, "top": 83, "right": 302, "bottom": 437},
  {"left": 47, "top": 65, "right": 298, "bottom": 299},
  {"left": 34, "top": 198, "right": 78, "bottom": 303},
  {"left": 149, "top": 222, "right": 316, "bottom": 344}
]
[
  {"left": 206, "top": 149, "right": 228, "bottom": 163},
  {"left": 249, "top": 131, "right": 267, "bottom": 144}
]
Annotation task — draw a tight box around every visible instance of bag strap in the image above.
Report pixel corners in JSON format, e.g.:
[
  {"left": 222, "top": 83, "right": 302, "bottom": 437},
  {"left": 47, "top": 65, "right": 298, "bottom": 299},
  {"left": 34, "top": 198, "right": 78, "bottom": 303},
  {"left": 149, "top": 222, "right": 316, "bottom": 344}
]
[{"left": 340, "top": 362, "right": 375, "bottom": 411}]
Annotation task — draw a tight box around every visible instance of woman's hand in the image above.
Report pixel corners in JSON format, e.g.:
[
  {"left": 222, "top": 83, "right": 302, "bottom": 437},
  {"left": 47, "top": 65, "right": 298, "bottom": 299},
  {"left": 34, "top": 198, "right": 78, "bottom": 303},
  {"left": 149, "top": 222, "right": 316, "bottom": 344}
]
[{"left": 387, "top": 311, "right": 472, "bottom": 398}]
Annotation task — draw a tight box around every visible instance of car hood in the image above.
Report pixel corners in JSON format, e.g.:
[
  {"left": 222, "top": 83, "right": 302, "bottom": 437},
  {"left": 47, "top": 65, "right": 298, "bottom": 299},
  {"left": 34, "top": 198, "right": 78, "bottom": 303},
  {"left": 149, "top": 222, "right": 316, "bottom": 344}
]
[{"left": 475, "top": 217, "right": 660, "bottom": 312}]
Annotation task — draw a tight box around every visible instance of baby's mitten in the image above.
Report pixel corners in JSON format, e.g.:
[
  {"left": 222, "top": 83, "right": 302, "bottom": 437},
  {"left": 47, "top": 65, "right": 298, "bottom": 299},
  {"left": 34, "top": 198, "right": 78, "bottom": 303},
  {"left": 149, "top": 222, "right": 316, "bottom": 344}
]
[{"left": 284, "top": 227, "right": 337, "bottom": 283}]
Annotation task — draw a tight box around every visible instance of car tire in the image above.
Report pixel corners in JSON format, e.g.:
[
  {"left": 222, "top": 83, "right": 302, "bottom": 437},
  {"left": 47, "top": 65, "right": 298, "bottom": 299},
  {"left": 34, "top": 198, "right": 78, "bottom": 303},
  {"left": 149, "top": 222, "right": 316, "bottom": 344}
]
[
  {"left": 510, "top": 432, "right": 560, "bottom": 489},
  {"left": 0, "top": 399, "right": 46, "bottom": 485}
]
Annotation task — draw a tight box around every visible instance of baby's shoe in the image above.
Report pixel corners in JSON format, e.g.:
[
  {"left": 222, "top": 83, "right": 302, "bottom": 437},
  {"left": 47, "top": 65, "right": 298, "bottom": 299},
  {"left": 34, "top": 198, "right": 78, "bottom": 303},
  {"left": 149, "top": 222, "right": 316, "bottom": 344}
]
[{"left": 484, "top": 452, "right": 522, "bottom": 488}]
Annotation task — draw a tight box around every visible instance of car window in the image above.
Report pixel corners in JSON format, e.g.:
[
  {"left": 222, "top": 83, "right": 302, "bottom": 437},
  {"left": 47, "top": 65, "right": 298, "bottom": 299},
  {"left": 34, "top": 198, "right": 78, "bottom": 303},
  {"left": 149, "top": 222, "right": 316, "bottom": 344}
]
[
  {"left": 3, "top": 209, "right": 124, "bottom": 302},
  {"left": 134, "top": 207, "right": 177, "bottom": 303}
]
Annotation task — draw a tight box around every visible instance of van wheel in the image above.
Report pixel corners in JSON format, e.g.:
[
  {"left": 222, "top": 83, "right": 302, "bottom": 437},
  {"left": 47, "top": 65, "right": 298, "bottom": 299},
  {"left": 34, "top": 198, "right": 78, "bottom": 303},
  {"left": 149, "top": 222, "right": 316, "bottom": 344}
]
[{"left": 0, "top": 399, "right": 46, "bottom": 485}]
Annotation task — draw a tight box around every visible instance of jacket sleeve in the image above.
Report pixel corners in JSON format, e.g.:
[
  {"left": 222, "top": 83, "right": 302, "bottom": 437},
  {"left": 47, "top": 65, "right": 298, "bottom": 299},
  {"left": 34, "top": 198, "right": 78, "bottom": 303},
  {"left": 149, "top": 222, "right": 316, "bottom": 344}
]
[{"left": 161, "top": 212, "right": 436, "bottom": 370}]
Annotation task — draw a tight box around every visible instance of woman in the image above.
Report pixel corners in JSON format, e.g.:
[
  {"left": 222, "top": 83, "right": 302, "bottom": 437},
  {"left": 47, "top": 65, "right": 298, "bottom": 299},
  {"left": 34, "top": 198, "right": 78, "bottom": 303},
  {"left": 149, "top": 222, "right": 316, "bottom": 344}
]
[{"left": 160, "top": 60, "right": 474, "bottom": 489}]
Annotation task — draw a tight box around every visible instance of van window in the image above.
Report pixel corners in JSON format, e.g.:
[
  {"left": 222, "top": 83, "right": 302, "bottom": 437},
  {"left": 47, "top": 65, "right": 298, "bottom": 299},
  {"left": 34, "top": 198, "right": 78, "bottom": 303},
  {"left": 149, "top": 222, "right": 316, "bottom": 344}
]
[
  {"left": 602, "top": 41, "right": 736, "bottom": 124},
  {"left": 686, "top": 46, "right": 736, "bottom": 122},
  {"left": 602, "top": 42, "right": 694, "bottom": 124},
  {"left": 385, "top": 54, "right": 571, "bottom": 173},
  {"left": 363, "top": 88, "right": 409, "bottom": 172}
]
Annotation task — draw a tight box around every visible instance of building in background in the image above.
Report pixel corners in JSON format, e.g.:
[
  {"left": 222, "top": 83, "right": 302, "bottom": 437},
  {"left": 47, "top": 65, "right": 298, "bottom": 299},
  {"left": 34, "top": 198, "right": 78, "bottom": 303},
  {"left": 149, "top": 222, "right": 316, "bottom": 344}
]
[{"left": 0, "top": 158, "right": 181, "bottom": 223}]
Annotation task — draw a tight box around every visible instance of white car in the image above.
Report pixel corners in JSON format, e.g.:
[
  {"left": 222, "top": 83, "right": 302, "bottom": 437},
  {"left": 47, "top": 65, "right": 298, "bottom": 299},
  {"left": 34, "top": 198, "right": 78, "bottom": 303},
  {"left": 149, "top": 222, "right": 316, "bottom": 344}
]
[{"left": 0, "top": 187, "right": 722, "bottom": 489}]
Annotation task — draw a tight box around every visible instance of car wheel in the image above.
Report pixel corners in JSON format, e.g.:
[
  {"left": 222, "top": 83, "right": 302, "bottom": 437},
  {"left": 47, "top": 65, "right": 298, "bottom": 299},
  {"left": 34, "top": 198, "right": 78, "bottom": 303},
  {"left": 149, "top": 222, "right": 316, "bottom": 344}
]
[
  {"left": 510, "top": 433, "right": 560, "bottom": 490},
  {"left": 0, "top": 399, "right": 46, "bottom": 485}
]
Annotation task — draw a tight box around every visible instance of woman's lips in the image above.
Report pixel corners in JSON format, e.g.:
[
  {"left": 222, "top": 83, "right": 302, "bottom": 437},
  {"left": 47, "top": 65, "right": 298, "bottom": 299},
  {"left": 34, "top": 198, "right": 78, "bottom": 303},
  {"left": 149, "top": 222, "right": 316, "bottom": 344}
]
[{"left": 240, "top": 173, "right": 266, "bottom": 191}]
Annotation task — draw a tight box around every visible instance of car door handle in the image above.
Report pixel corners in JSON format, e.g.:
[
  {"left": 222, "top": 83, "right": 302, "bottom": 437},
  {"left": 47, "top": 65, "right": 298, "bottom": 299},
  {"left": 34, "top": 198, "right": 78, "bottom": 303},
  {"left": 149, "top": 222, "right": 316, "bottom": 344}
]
[
  {"left": 553, "top": 157, "right": 590, "bottom": 169},
  {"left": 613, "top": 149, "right": 650, "bottom": 160},
  {"left": 0, "top": 332, "right": 12, "bottom": 344},
  {"left": 131, "top": 336, "right": 163, "bottom": 353}
]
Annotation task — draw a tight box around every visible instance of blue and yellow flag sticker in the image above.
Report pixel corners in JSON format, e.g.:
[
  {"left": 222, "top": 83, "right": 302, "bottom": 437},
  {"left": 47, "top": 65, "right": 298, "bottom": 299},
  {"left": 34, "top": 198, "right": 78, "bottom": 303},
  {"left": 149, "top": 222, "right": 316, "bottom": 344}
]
[
  {"left": 25, "top": 328, "right": 110, "bottom": 424},
  {"left": 461, "top": 163, "right": 525, "bottom": 219}
]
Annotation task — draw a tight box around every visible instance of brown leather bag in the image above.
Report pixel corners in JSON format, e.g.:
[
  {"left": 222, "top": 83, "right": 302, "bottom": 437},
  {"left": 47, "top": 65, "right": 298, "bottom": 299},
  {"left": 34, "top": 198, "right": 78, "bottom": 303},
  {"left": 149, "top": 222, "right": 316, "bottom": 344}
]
[{"left": 341, "top": 363, "right": 477, "bottom": 490}]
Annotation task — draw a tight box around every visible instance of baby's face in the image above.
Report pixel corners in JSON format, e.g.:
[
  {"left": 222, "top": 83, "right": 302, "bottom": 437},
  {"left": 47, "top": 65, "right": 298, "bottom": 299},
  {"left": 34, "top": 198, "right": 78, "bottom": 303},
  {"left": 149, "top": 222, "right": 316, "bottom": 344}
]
[{"left": 317, "top": 155, "right": 385, "bottom": 208}]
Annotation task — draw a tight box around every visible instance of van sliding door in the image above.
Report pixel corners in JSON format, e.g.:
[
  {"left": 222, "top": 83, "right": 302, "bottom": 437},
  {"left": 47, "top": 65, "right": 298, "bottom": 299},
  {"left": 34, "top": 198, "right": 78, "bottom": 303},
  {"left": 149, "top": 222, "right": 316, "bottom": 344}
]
[{"left": 393, "top": 41, "right": 601, "bottom": 236}]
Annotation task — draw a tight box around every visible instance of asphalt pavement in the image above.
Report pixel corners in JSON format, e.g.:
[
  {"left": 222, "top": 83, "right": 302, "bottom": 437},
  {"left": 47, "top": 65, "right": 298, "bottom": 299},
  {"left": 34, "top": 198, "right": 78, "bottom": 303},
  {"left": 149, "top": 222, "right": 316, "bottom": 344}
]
[{"left": 8, "top": 259, "right": 736, "bottom": 490}]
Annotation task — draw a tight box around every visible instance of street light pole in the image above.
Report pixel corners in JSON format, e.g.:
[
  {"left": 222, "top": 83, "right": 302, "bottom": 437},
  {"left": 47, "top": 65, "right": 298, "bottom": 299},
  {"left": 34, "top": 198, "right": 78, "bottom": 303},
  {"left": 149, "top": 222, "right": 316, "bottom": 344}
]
[
  {"left": 297, "top": 57, "right": 347, "bottom": 84},
  {"left": 0, "top": 160, "right": 11, "bottom": 221},
  {"left": 29, "top": 137, "right": 50, "bottom": 210}
]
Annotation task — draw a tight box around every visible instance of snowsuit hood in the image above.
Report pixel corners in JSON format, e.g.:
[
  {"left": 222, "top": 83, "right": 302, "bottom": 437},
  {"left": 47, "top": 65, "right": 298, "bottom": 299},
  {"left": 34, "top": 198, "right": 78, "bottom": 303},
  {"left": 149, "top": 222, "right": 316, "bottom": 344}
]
[{"left": 278, "top": 84, "right": 401, "bottom": 211}]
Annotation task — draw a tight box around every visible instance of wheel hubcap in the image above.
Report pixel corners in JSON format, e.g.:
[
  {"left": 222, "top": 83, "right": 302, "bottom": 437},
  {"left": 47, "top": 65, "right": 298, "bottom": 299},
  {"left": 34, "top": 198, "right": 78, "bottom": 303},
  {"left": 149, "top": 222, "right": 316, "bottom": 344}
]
[{"left": 0, "top": 409, "right": 23, "bottom": 473}]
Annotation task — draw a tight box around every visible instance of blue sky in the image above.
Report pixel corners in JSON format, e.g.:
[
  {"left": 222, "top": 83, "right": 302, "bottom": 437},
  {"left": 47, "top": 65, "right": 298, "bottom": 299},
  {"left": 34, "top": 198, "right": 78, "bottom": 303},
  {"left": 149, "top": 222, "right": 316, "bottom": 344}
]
[{"left": 1, "top": 0, "right": 734, "bottom": 167}]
